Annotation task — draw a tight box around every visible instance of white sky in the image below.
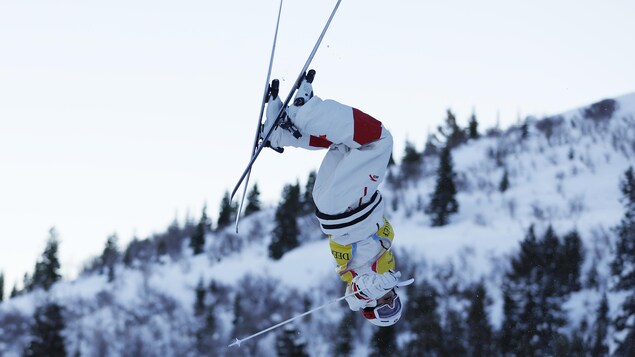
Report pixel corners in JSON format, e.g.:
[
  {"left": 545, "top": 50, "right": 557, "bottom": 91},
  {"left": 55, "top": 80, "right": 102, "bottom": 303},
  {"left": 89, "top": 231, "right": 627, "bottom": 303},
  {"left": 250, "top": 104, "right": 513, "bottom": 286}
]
[{"left": 1, "top": 0, "right": 634, "bottom": 293}]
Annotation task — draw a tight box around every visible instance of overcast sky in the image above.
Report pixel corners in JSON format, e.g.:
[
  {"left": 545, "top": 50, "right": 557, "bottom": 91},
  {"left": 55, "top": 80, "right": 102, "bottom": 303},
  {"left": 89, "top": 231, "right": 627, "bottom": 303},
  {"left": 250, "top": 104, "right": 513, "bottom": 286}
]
[{"left": 1, "top": 0, "right": 634, "bottom": 292}]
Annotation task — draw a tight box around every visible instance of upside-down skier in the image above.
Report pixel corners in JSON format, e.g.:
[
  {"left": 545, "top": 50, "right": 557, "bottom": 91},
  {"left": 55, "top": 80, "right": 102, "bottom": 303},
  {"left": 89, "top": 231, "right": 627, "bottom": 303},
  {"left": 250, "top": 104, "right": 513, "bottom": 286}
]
[{"left": 261, "top": 71, "right": 403, "bottom": 327}]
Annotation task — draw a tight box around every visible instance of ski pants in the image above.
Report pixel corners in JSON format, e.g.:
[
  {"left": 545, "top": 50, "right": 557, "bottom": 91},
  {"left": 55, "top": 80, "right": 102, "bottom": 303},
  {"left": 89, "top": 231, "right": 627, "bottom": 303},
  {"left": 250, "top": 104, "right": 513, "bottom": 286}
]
[{"left": 267, "top": 96, "right": 393, "bottom": 245}]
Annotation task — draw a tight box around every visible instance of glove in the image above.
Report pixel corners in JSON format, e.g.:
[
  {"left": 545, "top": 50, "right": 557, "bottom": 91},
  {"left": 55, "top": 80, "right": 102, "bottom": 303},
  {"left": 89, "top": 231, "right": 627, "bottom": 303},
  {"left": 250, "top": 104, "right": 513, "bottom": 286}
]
[
  {"left": 293, "top": 69, "right": 315, "bottom": 107},
  {"left": 286, "top": 71, "right": 314, "bottom": 120},
  {"left": 351, "top": 271, "right": 401, "bottom": 301},
  {"left": 263, "top": 96, "right": 283, "bottom": 140},
  {"left": 261, "top": 95, "right": 288, "bottom": 151}
]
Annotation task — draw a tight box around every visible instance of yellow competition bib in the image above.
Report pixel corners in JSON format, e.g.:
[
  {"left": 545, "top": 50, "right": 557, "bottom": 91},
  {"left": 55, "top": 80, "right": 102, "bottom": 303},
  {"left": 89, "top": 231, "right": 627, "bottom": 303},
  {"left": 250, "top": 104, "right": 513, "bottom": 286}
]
[{"left": 329, "top": 218, "right": 396, "bottom": 284}]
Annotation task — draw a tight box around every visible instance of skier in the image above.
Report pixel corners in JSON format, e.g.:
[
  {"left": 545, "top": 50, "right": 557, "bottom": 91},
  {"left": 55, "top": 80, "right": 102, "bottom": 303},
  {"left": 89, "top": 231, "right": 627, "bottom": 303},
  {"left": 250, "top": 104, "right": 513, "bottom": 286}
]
[{"left": 261, "top": 71, "right": 403, "bottom": 327}]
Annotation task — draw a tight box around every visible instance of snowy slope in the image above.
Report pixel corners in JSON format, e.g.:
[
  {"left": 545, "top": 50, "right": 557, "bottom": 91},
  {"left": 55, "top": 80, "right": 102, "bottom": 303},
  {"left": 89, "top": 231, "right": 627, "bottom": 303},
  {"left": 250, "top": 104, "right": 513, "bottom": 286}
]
[
  {"left": 1, "top": 92, "right": 634, "bottom": 356},
  {"left": 393, "top": 92, "right": 634, "bottom": 267}
]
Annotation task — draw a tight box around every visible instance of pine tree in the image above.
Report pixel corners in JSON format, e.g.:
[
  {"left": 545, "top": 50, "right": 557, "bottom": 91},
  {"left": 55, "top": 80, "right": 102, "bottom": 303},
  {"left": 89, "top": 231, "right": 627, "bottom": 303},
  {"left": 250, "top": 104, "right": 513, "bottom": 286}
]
[
  {"left": 509, "top": 225, "right": 540, "bottom": 280},
  {"left": 441, "top": 308, "right": 468, "bottom": 356},
  {"left": 534, "top": 292, "right": 568, "bottom": 356},
  {"left": 229, "top": 288, "right": 266, "bottom": 355},
  {"left": 568, "top": 328, "right": 588, "bottom": 356},
  {"left": 231, "top": 294, "right": 244, "bottom": 337},
  {"left": 437, "top": 109, "right": 467, "bottom": 149},
  {"left": 370, "top": 325, "right": 398, "bottom": 357},
  {"left": 499, "top": 290, "right": 520, "bottom": 355},
  {"left": 468, "top": 112, "right": 480, "bottom": 140},
  {"left": 198, "top": 304, "right": 218, "bottom": 355},
  {"left": 560, "top": 230, "right": 584, "bottom": 294},
  {"left": 515, "top": 289, "right": 541, "bottom": 355},
  {"left": 230, "top": 277, "right": 291, "bottom": 355},
  {"left": 194, "top": 277, "right": 206, "bottom": 317},
  {"left": 269, "top": 183, "right": 301, "bottom": 260},
  {"left": 611, "top": 166, "right": 635, "bottom": 354},
  {"left": 244, "top": 183, "right": 262, "bottom": 216},
  {"left": 521, "top": 120, "right": 530, "bottom": 140},
  {"left": 333, "top": 313, "right": 355, "bottom": 357},
  {"left": 276, "top": 324, "right": 309, "bottom": 357},
  {"left": 590, "top": 293, "right": 610, "bottom": 357},
  {"left": 466, "top": 282, "right": 494, "bottom": 356},
  {"left": 586, "top": 258, "right": 601, "bottom": 290},
  {"left": 163, "top": 217, "right": 183, "bottom": 258},
  {"left": 499, "top": 169, "right": 510, "bottom": 193},
  {"left": 504, "top": 225, "right": 572, "bottom": 356},
  {"left": 10, "top": 283, "right": 19, "bottom": 299},
  {"left": 422, "top": 133, "right": 439, "bottom": 157},
  {"left": 30, "top": 228, "right": 62, "bottom": 291},
  {"left": 543, "top": 227, "right": 572, "bottom": 312},
  {"left": 156, "top": 238, "right": 167, "bottom": 258},
  {"left": 404, "top": 280, "right": 443, "bottom": 355},
  {"left": 426, "top": 145, "right": 458, "bottom": 226},
  {"left": 23, "top": 272, "right": 32, "bottom": 293},
  {"left": 302, "top": 171, "right": 317, "bottom": 214},
  {"left": 400, "top": 140, "right": 422, "bottom": 181},
  {"left": 505, "top": 226, "right": 541, "bottom": 354},
  {"left": 542, "top": 225, "right": 561, "bottom": 295},
  {"left": 100, "top": 234, "right": 120, "bottom": 282},
  {"left": 194, "top": 278, "right": 219, "bottom": 355},
  {"left": 190, "top": 205, "right": 210, "bottom": 255},
  {"left": 24, "top": 302, "right": 67, "bottom": 357},
  {"left": 217, "top": 191, "right": 237, "bottom": 229}
]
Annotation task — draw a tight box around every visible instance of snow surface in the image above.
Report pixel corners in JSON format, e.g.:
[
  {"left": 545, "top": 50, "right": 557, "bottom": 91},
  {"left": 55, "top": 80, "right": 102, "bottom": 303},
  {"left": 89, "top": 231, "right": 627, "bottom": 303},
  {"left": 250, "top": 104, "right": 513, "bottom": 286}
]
[{"left": 1, "top": 92, "right": 635, "bottom": 356}]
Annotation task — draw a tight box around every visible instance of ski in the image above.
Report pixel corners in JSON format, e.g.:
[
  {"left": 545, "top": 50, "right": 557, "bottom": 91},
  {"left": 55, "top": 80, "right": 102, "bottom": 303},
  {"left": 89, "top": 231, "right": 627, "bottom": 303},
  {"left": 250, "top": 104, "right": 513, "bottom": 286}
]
[
  {"left": 234, "top": 0, "right": 285, "bottom": 233},
  {"left": 228, "top": 277, "right": 415, "bottom": 348},
  {"left": 230, "top": 0, "right": 344, "bottom": 206}
]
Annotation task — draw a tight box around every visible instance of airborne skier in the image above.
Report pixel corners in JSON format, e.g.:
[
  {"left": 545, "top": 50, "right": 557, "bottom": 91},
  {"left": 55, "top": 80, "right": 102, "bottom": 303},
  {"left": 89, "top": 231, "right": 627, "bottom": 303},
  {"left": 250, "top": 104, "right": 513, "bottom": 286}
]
[{"left": 262, "top": 71, "right": 403, "bottom": 327}]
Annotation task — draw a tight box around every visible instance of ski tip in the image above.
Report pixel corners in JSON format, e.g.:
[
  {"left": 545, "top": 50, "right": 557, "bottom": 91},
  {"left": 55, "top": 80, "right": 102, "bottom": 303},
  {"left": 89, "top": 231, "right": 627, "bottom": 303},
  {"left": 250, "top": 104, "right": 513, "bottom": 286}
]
[{"left": 228, "top": 338, "right": 242, "bottom": 348}]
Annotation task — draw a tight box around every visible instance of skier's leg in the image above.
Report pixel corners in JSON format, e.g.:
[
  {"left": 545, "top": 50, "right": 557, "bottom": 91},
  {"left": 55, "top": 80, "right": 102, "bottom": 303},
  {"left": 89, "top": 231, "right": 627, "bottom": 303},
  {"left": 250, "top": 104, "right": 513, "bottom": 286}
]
[{"left": 313, "top": 128, "right": 393, "bottom": 215}]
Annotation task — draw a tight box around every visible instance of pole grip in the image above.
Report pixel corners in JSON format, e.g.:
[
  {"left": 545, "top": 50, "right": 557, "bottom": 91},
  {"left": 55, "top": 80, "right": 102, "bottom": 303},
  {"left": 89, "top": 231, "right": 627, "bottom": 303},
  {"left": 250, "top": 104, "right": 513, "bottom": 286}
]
[
  {"left": 296, "top": 69, "right": 316, "bottom": 89},
  {"left": 306, "top": 69, "right": 316, "bottom": 83},
  {"left": 270, "top": 79, "right": 279, "bottom": 100}
]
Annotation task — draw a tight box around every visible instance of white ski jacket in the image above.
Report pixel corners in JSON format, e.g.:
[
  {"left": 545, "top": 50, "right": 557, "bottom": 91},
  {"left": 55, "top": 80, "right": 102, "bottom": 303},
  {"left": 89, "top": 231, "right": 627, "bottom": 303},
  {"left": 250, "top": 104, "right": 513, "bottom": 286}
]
[{"left": 268, "top": 95, "right": 393, "bottom": 246}]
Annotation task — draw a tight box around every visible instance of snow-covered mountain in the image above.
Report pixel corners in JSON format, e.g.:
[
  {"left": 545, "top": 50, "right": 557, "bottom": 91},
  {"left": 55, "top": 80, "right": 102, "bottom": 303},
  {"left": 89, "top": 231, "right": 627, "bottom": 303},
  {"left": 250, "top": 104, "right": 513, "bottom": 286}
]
[{"left": 1, "top": 92, "right": 634, "bottom": 356}]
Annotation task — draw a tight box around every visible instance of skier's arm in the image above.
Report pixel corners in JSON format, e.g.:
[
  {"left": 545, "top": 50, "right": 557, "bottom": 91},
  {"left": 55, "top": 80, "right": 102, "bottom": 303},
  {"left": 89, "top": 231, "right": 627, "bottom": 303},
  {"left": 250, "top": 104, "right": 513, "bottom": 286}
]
[
  {"left": 263, "top": 96, "right": 330, "bottom": 151},
  {"left": 268, "top": 129, "right": 331, "bottom": 151},
  {"left": 292, "top": 97, "right": 383, "bottom": 149}
]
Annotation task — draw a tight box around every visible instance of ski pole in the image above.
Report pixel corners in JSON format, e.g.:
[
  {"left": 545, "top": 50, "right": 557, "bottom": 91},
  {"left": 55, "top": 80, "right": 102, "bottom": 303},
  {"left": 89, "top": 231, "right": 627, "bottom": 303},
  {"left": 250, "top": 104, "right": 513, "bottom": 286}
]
[
  {"left": 228, "top": 278, "right": 414, "bottom": 348},
  {"left": 228, "top": 289, "right": 354, "bottom": 348},
  {"left": 230, "top": 0, "right": 344, "bottom": 202},
  {"left": 235, "top": 0, "right": 285, "bottom": 233}
]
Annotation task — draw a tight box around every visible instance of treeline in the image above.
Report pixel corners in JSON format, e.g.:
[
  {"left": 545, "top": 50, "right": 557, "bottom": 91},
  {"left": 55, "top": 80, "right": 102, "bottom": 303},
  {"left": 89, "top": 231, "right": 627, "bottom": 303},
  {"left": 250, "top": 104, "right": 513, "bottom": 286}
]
[{"left": 2, "top": 166, "right": 316, "bottom": 299}]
